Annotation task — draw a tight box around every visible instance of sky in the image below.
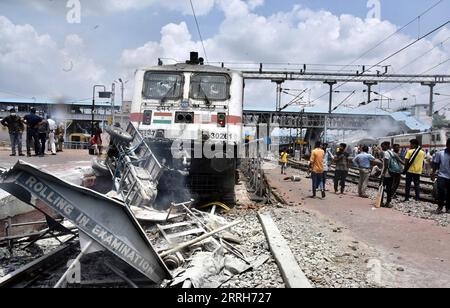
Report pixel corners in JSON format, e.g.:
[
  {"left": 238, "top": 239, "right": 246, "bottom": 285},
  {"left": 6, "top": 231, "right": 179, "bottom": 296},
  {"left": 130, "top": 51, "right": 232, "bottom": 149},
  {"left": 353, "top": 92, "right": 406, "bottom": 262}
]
[{"left": 0, "top": 0, "right": 449, "bottom": 114}]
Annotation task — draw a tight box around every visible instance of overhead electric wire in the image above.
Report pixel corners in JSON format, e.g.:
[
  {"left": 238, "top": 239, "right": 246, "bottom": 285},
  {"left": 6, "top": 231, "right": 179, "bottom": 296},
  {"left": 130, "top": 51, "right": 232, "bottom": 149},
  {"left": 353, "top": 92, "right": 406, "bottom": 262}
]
[
  {"left": 339, "top": 0, "right": 444, "bottom": 72},
  {"left": 373, "top": 35, "right": 448, "bottom": 102},
  {"left": 382, "top": 56, "right": 450, "bottom": 95},
  {"left": 310, "top": 0, "right": 447, "bottom": 104},
  {"left": 311, "top": 19, "right": 450, "bottom": 105},
  {"left": 189, "top": 0, "right": 209, "bottom": 64},
  {"left": 332, "top": 91, "right": 356, "bottom": 111}
]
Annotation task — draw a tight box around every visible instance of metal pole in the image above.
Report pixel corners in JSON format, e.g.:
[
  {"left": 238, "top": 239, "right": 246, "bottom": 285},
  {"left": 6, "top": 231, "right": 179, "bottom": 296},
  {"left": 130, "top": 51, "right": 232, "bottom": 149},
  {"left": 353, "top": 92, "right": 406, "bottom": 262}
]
[
  {"left": 92, "top": 87, "right": 95, "bottom": 137},
  {"left": 121, "top": 81, "right": 125, "bottom": 111},
  {"left": 111, "top": 83, "right": 116, "bottom": 125},
  {"left": 92, "top": 85, "right": 106, "bottom": 136},
  {"left": 323, "top": 81, "right": 336, "bottom": 142},
  {"left": 273, "top": 80, "right": 284, "bottom": 112},
  {"left": 324, "top": 81, "right": 337, "bottom": 114},
  {"left": 363, "top": 81, "right": 378, "bottom": 106},
  {"left": 422, "top": 82, "right": 436, "bottom": 116}
]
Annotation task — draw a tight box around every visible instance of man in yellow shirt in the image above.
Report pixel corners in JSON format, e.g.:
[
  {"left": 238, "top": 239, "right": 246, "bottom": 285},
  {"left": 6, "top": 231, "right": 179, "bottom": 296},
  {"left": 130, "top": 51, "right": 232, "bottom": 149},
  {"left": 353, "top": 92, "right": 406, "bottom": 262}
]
[
  {"left": 404, "top": 139, "right": 425, "bottom": 201},
  {"left": 309, "top": 141, "right": 325, "bottom": 198},
  {"left": 280, "top": 149, "right": 289, "bottom": 175}
]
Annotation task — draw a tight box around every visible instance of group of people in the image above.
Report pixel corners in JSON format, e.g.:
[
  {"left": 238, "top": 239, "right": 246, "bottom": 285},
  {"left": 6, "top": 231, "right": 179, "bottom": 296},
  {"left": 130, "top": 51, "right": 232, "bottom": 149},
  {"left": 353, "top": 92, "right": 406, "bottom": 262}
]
[
  {"left": 1, "top": 108, "right": 64, "bottom": 157},
  {"left": 282, "top": 138, "right": 450, "bottom": 215}
]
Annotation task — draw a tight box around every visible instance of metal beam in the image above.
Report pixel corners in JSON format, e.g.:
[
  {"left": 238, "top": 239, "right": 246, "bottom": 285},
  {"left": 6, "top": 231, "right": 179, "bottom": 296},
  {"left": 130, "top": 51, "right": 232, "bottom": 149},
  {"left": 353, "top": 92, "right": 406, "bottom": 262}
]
[
  {"left": 243, "top": 110, "right": 397, "bottom": 131},
  {"left": 242, "top": 71, "right": 450, "bottom": 84}
]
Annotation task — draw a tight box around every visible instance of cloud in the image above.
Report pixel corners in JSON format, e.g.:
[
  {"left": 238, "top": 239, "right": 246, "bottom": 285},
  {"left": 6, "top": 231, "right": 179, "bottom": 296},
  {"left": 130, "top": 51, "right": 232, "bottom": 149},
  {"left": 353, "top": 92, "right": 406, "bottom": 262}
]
[
  {"left": 119, "top": 1, "right": 450, "bottom": 112},
  {"left": 0, "top": 16, "right": 105, "bottom": 99},
  {"left": 5, "top": 0, "right": 217, "bottom": 16},
  {"left": 2, "top": 0, "right": 449, "bottom": 114}
]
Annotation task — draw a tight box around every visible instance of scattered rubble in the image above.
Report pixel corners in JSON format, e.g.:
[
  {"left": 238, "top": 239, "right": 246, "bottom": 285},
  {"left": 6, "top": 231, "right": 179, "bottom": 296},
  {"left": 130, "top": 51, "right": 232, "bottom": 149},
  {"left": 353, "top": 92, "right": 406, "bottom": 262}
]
[
  {"left": 268, "top": 208, "right": 381, "bottom": 288},
  {"left": 221, "top": 210, "right": 285, "bottom": 288}
]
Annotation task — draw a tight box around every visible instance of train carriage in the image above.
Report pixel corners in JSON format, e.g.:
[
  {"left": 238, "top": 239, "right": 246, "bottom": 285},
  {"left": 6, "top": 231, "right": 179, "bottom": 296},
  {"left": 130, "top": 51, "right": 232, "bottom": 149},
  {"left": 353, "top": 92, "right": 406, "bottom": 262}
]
[{"left": 378, "top": 129, "right": 450, "bottom": 152}]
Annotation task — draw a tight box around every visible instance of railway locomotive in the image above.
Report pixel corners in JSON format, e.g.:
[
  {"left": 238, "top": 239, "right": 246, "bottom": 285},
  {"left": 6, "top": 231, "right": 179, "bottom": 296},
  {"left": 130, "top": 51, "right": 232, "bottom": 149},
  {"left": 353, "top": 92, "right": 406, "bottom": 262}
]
[{"left": 129, "top": 52, "right": 244, "bottom": 204}]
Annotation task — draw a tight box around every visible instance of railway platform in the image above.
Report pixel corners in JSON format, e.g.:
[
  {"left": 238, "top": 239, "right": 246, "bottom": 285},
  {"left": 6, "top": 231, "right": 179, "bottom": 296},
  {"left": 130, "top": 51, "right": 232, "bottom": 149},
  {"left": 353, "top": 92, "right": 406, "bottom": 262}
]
[{"left": 264, "top": 161, "right": 450, "bottom": 288}]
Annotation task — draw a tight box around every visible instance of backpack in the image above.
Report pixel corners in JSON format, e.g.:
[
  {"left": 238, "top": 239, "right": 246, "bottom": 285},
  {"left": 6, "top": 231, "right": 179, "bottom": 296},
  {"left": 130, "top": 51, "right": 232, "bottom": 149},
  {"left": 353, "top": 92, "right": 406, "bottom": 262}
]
[{"left": 387, "top": 151, "right": 403, "bottom": 174}]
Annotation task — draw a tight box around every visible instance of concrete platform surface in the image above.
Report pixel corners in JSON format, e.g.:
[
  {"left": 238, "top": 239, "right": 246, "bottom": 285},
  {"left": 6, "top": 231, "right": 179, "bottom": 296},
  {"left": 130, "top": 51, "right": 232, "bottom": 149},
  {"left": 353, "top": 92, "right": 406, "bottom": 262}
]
[{"left": 265, "top": 164, "right": 450, "bottom": 288}]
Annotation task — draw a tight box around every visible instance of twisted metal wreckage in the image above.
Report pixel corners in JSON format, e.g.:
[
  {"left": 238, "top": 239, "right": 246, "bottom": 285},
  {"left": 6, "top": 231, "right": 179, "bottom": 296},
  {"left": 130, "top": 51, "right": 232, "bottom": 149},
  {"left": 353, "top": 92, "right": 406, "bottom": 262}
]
[{"left": 0, "top": 123, "right": 268, "bottom": 288}]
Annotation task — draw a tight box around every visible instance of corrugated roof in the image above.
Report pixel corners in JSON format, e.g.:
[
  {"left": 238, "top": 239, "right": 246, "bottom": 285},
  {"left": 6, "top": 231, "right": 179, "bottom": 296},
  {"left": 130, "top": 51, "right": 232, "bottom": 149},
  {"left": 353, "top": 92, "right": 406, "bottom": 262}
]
[
  {"left": 0, "top": 98, "right": 121, "bottom": 107},
  {"left": 389, "top": 111, "right": 431, "bottom": 131}
]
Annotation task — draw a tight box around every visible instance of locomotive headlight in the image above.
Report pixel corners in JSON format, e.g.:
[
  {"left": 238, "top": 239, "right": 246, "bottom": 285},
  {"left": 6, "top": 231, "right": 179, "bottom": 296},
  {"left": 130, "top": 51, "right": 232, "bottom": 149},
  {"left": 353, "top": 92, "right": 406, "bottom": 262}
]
[
  {"left": 218, "top": 113, "right": 226, "bottom": 127},
  {"left": 177, "top": 113, "right": 185, "bottom": 122}
]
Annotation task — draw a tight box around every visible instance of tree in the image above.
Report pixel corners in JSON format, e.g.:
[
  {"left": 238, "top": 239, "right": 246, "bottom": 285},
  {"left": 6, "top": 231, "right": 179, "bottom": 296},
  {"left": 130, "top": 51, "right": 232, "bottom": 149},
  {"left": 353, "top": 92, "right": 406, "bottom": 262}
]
[{"left": 432, "top": 113, "right": 450, "bottom": 128}]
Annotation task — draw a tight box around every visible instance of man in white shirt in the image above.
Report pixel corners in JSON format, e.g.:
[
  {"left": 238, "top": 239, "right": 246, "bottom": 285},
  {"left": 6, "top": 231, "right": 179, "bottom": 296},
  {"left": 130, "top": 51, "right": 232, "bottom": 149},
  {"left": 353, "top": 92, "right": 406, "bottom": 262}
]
[{"left": 47, "top": 115, "right": 57, "bottom": 155}]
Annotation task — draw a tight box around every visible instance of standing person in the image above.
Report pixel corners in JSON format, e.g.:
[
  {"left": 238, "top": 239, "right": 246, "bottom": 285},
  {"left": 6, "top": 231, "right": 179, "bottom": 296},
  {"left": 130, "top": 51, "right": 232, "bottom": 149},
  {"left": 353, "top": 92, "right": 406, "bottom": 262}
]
[
  {"left": 353, "top": 146, "right": 376, "bottom": 198},
  {"left": 280, "top": 149, "right": 288, "bottom": 175},
  {"left": 46, "top": 115, "right": 57, "bottom": 155},
  {"left": 404, "top": 139, "right": 426, "bottom": 202},
  {"left": 93, "top": 122, "right": 103, "bottom": 155},
  {"left": 309, "top": 141, "right": 325, "bottom": 198},
  {"left": 334, "top": 143, "right": 350, "bottom": 194},
  {"left": 424, "top": 150, "right": 433, "bottom": 176},
  {"left": 1, "top": 108, "right": 25, "bottom": 157},
  {"left": 380, "top": 142, "right": 401, "bottom": 208},
  {"left": 23, "top": 108, "right": 42, "bottom": 157},
  {"left": 322, "top": 143, "right": 334, "bottom": 190},
  {"left": 391, "top": 144, "right": 405, "bottom": 198},
  {"left": 431, "top": 138, "right": 450, "bottom": 214},
  {"left": 353, "top": 145, "right": 359, "bottom": 157},
  {"left": 56, "top": 123, "right": 65, "bottom": 152},
  {"left": 37, "top": 119, "right": 49, "bottom": 157}
]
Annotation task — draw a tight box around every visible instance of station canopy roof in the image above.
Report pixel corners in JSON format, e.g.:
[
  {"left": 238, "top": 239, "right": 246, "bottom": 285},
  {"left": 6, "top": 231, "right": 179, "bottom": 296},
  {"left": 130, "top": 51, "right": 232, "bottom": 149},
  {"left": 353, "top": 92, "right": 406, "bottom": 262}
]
[{"left": 0, "top": 97, "right": 121, "bottom": 107}]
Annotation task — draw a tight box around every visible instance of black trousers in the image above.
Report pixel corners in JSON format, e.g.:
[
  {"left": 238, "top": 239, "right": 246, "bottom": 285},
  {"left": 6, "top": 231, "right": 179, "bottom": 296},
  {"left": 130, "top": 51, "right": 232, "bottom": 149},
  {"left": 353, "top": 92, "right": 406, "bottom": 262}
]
[
  {"left": 391, "top": 173, "right": 401, "bottom": 197},
  {"left": 383, "top": 177, "right": 394, "bottom": 205},
  {"left": 405, "top": 172, "right": 421, "bottom": 201},
  {"left": 39, "top": 133, "right": 47, "bottom": 155},
  {"left": 437, "top": 177, "right": 450, "bottom": 210},
  {"left": 26, "top": 129, "right": 40, "bottom": 155},
  {"left": 334, "top": 170, "right": 348, "bottom": 193}
]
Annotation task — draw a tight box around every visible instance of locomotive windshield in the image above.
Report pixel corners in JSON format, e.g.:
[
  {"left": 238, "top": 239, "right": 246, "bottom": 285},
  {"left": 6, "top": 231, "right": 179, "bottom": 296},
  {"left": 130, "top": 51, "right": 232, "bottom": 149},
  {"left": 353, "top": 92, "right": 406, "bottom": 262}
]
[
  {"left": 143, "top": 72, "right": 184, "bottom": 100},
  {"left": 190, "top": 74, "right": 230, "bottom": 101}
]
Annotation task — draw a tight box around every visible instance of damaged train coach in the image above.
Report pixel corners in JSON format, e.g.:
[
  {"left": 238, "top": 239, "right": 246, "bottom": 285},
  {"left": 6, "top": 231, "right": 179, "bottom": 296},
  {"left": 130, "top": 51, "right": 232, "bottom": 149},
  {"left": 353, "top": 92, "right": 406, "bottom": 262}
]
[{"left": 129, "top": 52, "right": 245, "bottom": 204}]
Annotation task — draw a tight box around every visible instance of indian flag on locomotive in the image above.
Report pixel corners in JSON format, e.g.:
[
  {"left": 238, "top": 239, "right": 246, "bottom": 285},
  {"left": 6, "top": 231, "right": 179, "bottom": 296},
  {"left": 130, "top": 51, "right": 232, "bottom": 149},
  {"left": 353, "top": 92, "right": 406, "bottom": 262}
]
[{"left": 152, "top": 112, "right": 172, "bottom": 125}]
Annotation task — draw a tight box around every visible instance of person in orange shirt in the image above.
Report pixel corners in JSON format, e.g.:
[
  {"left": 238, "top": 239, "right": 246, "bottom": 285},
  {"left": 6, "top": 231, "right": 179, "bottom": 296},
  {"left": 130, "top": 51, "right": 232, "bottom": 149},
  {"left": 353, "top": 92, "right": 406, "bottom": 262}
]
[{"left": 310, "top": 141, "right": 325, "bottom": 198}]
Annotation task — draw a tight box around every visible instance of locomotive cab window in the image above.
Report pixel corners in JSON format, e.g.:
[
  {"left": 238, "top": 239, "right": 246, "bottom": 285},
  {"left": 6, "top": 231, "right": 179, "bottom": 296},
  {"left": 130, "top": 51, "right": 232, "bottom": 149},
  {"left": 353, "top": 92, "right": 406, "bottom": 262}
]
[
  {"left": 190, "top": 74, "right": 230, "bottom": 101},
  {"left": 143, "top": 72, "right": 184, "bottom": 100}
]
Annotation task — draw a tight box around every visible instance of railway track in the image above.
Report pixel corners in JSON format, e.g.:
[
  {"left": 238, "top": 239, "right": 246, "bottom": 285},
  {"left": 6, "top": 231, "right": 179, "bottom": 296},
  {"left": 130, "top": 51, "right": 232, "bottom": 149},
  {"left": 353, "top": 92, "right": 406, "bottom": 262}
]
[{"left": 287, "top": 160, "right": 437, "bottom": 204}]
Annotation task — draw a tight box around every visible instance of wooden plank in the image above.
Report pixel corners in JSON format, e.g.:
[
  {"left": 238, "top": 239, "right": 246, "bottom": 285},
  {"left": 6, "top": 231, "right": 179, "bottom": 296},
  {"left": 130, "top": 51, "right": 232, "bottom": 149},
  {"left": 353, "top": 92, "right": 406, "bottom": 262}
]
[{"left": 258, "top": 212, "right": 313, "bottom": 288}]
